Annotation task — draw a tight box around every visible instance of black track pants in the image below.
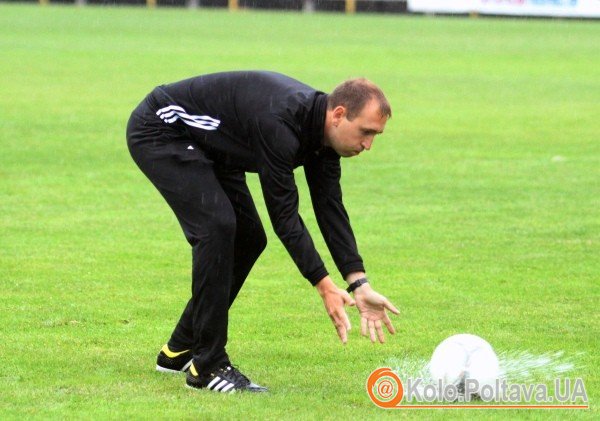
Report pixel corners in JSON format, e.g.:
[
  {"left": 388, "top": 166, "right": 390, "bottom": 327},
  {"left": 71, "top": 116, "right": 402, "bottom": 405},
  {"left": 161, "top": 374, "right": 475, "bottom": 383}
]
[{"left": 126, "top": 97, "right": 267, "bottom": 374}]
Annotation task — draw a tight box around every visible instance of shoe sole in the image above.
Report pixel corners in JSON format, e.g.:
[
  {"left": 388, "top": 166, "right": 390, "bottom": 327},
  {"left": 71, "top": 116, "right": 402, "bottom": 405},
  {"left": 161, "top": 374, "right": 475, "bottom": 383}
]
[
  {"left": 185, "top": 383, "right": 267, "bottom": 393},
  {"left": 155, "top": 359, "right": 193, "bottom": 374},
  {"left": 185, "top": 383, "right": 237, "bottom": 394}
]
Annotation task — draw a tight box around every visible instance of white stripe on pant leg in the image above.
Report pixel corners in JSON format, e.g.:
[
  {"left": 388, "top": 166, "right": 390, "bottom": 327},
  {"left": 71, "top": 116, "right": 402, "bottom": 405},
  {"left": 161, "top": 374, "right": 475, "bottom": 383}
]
[
  {"left": 158, "top": 110, "right": 178, "bottom": 119},
  {"left": 156, "top": 105, "right": 221, "bottom": 131},
  {"left": 185, "top": 116, "right": 219, "bottom": 127},
  {"left": 188, "top": 115, "right": 220, "bottom": 124},
  {"left": 207, "top": 376, "right": 221, "bottom": 389},
  {"left": 178, "top": 120, "right": 218, "bottom": 130},
  {"left": 156, "top": 105, "right": 185, "bottom": 115},
  {"left": 178, "top": 115, "right": 219, "bottom": 129},
  {"left": 175, "top": 110, "right": 220, "bottom": 125}
]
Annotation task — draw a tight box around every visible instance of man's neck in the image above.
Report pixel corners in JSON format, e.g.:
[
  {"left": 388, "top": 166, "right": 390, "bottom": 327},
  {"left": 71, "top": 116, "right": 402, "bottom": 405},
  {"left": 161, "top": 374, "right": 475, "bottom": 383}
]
[{"left": 322, "top": 109, "right": 333, "bottom": 148}]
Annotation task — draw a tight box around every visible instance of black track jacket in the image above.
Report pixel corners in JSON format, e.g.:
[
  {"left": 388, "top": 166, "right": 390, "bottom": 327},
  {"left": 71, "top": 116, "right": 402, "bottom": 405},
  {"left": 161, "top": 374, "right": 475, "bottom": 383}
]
[{"left": 149, "top": 71, "right": 364, "bottom": 285}]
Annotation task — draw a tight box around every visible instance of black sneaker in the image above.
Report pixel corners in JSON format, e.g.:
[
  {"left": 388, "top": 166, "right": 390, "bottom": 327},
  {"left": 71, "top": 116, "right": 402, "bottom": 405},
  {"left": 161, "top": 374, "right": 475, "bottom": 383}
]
[
  {"left": 156, "top": 345, "right": 193, "bottom": 374},
  {"left": 186, "top": 362, "right": 268, "bottom": 393}
]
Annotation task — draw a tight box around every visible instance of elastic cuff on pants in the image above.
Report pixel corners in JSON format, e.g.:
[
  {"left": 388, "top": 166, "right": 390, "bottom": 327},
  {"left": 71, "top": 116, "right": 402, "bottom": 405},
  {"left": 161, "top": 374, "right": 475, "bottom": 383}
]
[{"left": 193, "top": 356, "right": 231, "bottom": 376}]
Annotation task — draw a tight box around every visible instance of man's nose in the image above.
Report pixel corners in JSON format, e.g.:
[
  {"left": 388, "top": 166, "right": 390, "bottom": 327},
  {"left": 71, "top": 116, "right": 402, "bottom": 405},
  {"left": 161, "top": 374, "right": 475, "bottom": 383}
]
[{"left": 362, "top": 137, "right": 373, "bottom": 151}]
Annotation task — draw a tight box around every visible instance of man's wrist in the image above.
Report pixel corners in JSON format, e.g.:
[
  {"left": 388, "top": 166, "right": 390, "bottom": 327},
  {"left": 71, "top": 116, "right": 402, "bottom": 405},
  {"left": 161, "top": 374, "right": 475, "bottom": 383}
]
[
  {"left": 346, "top": 277, "right": 369, "bottom": 293},
  {"left": 345, "top": 271, "right": 367, "bottom": 285},
  {"left": 315, "top": 276, "right": 337, "bottom": 297}
]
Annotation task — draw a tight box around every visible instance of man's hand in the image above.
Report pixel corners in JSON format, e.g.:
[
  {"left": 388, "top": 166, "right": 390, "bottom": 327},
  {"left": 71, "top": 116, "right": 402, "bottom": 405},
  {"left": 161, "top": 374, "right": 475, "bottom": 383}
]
[
  {"left": 316, "top": 276, "right": 355, "bottom": 344},
  {"left": 353, "top": 284, "right": 400, "bottom": 343}
]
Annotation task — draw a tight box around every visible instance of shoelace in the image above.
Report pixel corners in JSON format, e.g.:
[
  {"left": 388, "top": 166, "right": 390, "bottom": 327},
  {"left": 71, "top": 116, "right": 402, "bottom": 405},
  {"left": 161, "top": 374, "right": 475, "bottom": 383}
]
[{"left": 220, "top": 365, "right": 250, "bottom": 386}]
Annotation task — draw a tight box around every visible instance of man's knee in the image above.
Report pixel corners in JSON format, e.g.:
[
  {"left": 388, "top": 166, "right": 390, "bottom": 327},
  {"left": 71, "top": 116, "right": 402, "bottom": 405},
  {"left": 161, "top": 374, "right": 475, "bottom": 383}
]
[
  {"left": 184, "top": 210, "right": 236, "bottom": 246},
  {"left": 244, "top": 225, "right": 267, "bottom": 259},
  {"left": 254, "top": 226, "right": 267, "bottom": 255},
  {"left": 207, "top": 212, "right": 237, "bottom": 240}
]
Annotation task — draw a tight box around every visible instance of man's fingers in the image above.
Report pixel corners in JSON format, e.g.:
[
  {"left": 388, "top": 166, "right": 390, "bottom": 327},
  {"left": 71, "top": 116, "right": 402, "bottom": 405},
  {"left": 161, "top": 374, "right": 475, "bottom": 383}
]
[
  {"left": 342, "top": 311, "right": 352, "bottom": 332},
  {"left": 368, "top": 319, "right": 377, "bottom": 343},
  {"left": 375, "top": 320, "right": 385, "bottom": 343},
  {"left": 383, "top": 313, "right": 396, "bottom": 335},
  {"left": 384, "top": 299, "right": 400, "bottom": 315},
  {"left": 361, "top": 317, "right": 368, "bottom": 337},
  {"left": 331, "top": 308, "right": 350, "bottom": 344},
  {"left": 335, "top": 313, "right": 349, "bottom": 343},
  {"left": 384, "top": 300, "right": 400, "bottom": 315},
  {"left": 336, "top": 323, "right": 348, "bottom": 344}
]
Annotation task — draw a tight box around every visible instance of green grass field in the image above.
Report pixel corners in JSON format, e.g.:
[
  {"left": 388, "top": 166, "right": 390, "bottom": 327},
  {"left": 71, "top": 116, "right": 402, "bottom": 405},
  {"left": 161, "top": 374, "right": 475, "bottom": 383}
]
[{"left": 0, "top": 3, "right": 598, "bottom": 419}]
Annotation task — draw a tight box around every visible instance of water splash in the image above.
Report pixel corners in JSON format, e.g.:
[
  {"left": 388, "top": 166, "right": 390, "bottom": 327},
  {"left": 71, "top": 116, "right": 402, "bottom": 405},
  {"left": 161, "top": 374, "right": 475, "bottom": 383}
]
[
  {"left": 497, "top": 350, "right": 581, "bottom": 382},
  {"left": 385, "top": 350, "right": 583, "bottom": 385},
  {"left": 386, "top": 355, "right": 431, "bottom": 382}
]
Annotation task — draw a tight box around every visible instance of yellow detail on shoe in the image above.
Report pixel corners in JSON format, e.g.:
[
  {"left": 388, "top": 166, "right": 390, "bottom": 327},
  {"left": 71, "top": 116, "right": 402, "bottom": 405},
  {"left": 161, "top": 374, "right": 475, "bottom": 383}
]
[
  {"left": 161, "top": 344, "right": 190, "bottom": 358},
  {"left": 190, "top": 363, "right": 199, "bottom": 376}
]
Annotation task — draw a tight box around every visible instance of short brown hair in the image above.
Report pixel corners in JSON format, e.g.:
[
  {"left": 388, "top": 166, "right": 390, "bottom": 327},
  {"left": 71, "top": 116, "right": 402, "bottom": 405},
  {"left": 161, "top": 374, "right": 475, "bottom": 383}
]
[{"left": 327, "top": 78, "right": 392, "bottom": 120}]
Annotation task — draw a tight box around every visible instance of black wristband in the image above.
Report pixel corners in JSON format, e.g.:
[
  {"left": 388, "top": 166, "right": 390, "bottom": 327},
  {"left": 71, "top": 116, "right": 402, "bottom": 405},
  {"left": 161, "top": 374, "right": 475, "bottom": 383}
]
[{"left": 347, "top": 277, "right": 368, "bottom": 293}]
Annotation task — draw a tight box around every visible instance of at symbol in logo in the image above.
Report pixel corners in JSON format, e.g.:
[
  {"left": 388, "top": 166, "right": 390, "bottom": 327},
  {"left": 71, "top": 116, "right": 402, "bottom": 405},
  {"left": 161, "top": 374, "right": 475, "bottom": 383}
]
[{"left": 366, "top": 367, "right": 404, "bottom": 408}]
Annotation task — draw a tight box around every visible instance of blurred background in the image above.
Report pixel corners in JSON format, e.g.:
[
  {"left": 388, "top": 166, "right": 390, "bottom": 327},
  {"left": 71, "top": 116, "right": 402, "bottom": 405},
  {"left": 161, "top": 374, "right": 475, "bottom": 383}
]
[{"left": 5, "top": 0, "right": 600, "bottom": 18}]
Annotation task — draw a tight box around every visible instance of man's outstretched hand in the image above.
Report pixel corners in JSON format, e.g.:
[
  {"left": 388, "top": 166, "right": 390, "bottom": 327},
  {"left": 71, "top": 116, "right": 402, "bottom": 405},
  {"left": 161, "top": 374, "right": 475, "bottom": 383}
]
[
  {"left": 316, "top": 276, "right": 355, "bottom": 344},
  {"left": 316, "top": 276, "right": 399, "bottom": 344},
  {"left": 353, "top": 284, "right": 400, "bottom": 343}
]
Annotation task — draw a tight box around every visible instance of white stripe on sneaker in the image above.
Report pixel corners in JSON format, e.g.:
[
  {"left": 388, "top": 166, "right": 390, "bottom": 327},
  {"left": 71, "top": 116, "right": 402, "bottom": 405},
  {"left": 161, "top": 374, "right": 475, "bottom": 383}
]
[
  {"left": 181, "top": 359, "right": 193, "bottom": 372},
  {"left": 214, "top": 380, "right": 229, "bottom": 391},
  {"left": 207, "top": 376, "right": 222, "bottom": 389},
  {"left": 221, "top": 383, "right": 235, "bottom": 393},
  {"left": 156, "top": 364, "right": 185, "bottom": 374}
]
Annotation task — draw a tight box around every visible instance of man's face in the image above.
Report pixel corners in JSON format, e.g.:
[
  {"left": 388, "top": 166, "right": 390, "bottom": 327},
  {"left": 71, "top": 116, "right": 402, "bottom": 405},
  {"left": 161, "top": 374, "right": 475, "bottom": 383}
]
[{"left": 326, "top": 99, "right": 388, "bottom": 157}]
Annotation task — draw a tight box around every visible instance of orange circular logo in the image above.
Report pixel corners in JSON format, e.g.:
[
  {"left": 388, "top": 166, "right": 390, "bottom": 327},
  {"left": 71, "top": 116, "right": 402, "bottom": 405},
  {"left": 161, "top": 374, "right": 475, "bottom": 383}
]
[{"left": 366, "top": 367, "right": 404, "bottom": 408}]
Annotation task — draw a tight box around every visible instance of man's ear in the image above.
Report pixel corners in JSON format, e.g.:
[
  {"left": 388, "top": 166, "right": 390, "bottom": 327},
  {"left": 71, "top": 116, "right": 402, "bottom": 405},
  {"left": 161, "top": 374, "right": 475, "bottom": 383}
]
[{"left": 332, "top": 105, "right": 346, "bottom": 126}]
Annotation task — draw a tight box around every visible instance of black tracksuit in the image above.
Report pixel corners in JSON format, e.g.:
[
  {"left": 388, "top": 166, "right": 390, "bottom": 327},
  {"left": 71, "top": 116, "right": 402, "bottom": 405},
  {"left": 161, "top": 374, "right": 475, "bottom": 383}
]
[{"left": 126, "top": 71, "right": 364, "bottom": 373}]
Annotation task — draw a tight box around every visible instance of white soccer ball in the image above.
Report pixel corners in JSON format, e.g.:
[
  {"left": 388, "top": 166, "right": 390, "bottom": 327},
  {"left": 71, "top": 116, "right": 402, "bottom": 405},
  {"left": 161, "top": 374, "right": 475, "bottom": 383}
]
[{"left": 429, "top": 334, "right": 500, "bottom": 398}]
